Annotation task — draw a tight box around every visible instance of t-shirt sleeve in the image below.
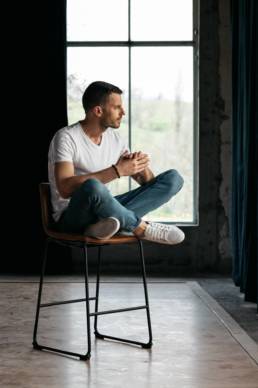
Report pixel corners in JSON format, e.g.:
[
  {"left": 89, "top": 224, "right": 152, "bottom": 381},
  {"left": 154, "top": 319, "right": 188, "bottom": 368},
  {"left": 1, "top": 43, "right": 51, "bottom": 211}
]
[{"left": 52, "top": 131, "right": 75, "bottom": 163}]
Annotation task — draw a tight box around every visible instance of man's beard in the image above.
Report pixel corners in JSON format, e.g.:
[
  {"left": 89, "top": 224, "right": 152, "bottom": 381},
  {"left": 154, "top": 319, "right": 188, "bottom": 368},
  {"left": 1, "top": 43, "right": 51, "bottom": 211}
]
[{"left": 100, "top": 117, "right": 120, "bottom": 129}]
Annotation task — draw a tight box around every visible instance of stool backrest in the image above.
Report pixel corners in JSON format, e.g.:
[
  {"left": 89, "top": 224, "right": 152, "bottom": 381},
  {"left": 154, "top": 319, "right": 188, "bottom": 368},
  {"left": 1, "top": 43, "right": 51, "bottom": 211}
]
[{"left": 39, "top": 182, "right": 53, "bottom": 233}]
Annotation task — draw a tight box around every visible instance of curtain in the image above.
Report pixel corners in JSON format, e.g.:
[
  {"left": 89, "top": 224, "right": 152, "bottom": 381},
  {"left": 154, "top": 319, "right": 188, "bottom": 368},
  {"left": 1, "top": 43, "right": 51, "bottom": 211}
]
[
  {"left": 45, "top": 0, "right": 68, "bottom": 131},
  {"left": 231, "top": 0, "right": 258, "bottom": 308}
]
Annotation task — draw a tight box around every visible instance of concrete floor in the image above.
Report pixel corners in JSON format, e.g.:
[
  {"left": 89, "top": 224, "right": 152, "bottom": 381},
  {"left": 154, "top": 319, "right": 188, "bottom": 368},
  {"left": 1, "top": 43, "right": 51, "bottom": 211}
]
[{"left": 0, "top": 277, "right": 258, "bottom": 388}]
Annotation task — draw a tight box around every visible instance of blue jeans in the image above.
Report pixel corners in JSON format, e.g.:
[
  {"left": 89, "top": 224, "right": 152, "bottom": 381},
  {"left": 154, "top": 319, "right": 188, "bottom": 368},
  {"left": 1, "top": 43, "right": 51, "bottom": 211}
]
[{"left": 56, "top": 169, "right": 184, "bottom": 233}]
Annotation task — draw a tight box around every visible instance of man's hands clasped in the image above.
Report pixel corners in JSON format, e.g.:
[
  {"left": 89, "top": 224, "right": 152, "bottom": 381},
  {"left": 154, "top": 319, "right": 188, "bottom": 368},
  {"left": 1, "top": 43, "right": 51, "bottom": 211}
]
[{"left": 115, "top": 150, "right": 150, "bottom": 177}]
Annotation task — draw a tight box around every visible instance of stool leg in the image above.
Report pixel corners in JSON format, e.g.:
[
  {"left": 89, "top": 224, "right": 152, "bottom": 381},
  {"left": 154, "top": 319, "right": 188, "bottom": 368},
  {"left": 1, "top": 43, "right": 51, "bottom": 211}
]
[
  {"left": 94, "top": 241, "right": 153, "bottom": 348},
  {"left": 138, "top": 239, "right": 153, "bottom": 348},
  {"left": 94, "top": 246, "right": 102, "bottom": 337},
  {"left": 82, "top": 245, "right": 91, "bottom": 360},
  {"left": 32, "top": 238, "right": 49, "bottom": 349},
  {"left": 32, "top": 240, "right": 91, "bottom": 360}
]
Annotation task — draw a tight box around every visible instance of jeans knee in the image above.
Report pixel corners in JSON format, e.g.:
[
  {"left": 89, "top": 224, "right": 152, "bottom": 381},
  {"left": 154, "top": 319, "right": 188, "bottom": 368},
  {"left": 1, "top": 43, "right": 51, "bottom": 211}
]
[
  {"left": 81, "top": 178, "right": 107, "bottom": 195},
  {"left": 167, "top": 169, "right": 184, "bottom": 187},
  {"left": 161, "top": 169, "right": 184, "bottom": 195}
]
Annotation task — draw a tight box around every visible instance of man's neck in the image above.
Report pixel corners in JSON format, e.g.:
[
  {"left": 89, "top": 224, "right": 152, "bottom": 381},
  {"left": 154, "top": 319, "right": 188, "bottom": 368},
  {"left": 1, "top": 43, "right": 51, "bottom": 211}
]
[{"left": 80, "top": 119, "right": 105, "bottom": 144}]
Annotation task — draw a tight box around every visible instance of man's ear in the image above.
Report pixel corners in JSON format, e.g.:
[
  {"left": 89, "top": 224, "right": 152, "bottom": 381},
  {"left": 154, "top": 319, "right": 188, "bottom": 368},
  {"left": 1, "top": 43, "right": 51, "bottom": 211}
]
[{"left": 93, "top": 106, "right": 103, "bottom": 117}]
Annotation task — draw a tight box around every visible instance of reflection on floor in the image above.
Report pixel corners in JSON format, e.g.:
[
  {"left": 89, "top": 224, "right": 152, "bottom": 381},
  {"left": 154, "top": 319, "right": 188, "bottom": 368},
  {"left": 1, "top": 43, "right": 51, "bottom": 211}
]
[{"left": 0, "top": 277, "right": 257, "bottom": 388}]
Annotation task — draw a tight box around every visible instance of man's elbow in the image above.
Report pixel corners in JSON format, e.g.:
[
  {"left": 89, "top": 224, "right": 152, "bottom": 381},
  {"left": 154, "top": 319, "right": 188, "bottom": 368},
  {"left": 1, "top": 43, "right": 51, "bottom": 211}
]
[
  {"left": 58, "top": 188, "right": 70, "bottom": 199},
  {"left": 56, "top": 182, "right": 71, "bottom": 199},
  {"left": 60, "top": 190, "right": 70, "bottom": 199}
]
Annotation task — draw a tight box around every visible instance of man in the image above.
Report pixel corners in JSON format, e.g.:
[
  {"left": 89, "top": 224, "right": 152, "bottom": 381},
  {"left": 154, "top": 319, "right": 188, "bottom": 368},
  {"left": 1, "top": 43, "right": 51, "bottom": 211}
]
[{"left": 48, "top": 81, "right": 185, "bottom": 244}]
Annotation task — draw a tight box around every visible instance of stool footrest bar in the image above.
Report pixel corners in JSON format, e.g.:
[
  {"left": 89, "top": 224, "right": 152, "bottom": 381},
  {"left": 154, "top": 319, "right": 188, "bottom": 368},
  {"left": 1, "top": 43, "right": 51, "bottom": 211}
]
[
  {"left": 40, "top": 297, "right": 96, "bottom": 308},
  {"left": 90, "top": 305, "right": 147, "bottom": 317}
]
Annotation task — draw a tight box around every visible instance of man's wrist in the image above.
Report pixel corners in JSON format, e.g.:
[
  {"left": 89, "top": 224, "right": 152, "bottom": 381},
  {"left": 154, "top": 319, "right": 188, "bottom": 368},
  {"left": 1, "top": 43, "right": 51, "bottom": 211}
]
[{"left": 112, "top": 164, "right": 121, "bottom": 178}]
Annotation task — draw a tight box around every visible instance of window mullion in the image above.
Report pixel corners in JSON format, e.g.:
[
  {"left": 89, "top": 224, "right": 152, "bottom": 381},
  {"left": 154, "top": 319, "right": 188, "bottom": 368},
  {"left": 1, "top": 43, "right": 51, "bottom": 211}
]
[
  {"left": 193, "top": 0, "right": 200, "bottom": 224},
  {"left": 128, "top": 0, "right": 132, "bottom": 190}
]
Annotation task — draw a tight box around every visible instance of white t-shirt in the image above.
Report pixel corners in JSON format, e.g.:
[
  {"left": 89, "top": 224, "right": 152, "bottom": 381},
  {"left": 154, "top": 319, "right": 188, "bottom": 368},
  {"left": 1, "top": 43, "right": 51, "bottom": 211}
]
[{"left": 48, "top": 122, "right": 129, "bottom": 221}]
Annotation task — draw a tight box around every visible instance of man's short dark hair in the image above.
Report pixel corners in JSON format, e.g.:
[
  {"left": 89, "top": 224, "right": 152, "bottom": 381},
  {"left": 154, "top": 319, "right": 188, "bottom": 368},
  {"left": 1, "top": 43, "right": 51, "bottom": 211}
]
[{"left": 82, "top": 81, "right": 123, "bottom": 113}]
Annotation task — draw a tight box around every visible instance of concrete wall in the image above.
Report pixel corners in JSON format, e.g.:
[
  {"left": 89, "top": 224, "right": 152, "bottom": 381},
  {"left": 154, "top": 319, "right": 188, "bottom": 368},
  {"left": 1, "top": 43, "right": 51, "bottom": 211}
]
[{"left": 218, "top": 0, "right": 232, "bottom": 271}]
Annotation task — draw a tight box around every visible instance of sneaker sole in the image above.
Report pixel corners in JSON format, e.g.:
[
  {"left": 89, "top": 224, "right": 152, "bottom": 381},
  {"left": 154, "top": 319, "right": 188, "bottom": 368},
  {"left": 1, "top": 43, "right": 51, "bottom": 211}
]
[
  {"left": 84, "top": 217, "right": 120, "bottom": 239},
  {"left": 141, "top": 238, "right": 184, "bottom": 245},
  {"left": 117, "top": 230, "right": 134, "bottom": 236}
]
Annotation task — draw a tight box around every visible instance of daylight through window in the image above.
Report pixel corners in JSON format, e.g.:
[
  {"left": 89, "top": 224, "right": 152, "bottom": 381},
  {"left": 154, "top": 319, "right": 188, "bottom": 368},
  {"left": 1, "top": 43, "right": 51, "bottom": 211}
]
[{"left": 67, "top": 0, "right": 199, "bottom": 224}]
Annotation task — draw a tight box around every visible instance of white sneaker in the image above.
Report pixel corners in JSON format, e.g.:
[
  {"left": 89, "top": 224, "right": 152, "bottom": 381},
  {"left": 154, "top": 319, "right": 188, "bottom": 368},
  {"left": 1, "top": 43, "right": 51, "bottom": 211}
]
[
  {"left": 84, "top": 217, "right": 120, "bottom": 239},
  {"left": 142, "top": 222, "right": 185, "bottom": 245}
]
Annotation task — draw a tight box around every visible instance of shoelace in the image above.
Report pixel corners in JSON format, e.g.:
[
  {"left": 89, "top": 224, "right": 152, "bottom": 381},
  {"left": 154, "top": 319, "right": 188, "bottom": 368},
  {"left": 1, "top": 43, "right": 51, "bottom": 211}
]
[{"left": 149, "top": 222, "right": 172, "bottom": 231}]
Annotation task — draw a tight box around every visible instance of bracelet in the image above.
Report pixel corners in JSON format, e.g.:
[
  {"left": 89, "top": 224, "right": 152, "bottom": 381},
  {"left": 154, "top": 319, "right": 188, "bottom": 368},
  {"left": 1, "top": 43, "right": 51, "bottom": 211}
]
[{"left": 112, "top": 164, "right": 120, "bottom": 178}]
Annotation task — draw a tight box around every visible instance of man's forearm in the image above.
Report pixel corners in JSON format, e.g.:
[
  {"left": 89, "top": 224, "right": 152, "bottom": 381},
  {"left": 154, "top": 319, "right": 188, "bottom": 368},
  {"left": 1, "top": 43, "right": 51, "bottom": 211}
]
[{"left": 59, "top": 166, "right": 118, "bottom": 198}]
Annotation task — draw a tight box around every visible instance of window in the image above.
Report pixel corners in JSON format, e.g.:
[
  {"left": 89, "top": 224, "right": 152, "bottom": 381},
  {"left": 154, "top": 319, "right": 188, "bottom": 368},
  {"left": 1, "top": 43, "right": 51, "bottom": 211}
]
[{"left": 67, "top": 0, "right": 199, "bottom": 224}]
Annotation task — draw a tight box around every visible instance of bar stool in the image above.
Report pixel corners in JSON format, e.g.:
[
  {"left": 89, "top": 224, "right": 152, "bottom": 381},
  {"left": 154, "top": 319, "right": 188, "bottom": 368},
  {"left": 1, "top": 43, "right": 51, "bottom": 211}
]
[{"left": 32, "top": 183, "right": 153, "bottom": 360}]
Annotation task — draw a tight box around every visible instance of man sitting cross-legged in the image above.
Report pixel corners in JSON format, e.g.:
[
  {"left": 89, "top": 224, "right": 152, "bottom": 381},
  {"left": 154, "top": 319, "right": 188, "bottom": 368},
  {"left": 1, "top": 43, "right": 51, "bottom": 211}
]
[{"left": 48, "top": 81, "right": 185, "bottom": 245}]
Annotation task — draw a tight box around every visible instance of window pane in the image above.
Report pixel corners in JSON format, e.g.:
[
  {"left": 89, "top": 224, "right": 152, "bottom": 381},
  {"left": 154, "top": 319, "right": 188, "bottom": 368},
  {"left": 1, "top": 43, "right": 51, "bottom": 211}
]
[
  {"left": 67, "top": 47, "right": 129, "bottom": 195},
  {"left": 131, "top": 47, "right": 193, "bottom": 222},
  {"left": 67, "top": 0, "right": 128, "bottom": 41},
  {"left": 131, "top": 0, "right": 192, "bottom": 41}
]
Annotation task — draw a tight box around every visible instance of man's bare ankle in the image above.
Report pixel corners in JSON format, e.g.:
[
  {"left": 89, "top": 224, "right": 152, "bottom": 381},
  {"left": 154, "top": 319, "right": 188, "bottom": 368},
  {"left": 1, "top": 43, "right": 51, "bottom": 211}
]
[{"left": 133, "top": 221, "right": 148, "bottom": 236}]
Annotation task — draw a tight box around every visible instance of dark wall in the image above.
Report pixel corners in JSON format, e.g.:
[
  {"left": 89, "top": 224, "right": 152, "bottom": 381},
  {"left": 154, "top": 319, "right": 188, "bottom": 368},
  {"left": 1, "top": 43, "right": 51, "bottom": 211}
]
[
  {"left": 3, "top": 2, "right": 68, "bottom": 273},
  {"left": 2, "top": 0, "right": 232, "bottom": 275}
]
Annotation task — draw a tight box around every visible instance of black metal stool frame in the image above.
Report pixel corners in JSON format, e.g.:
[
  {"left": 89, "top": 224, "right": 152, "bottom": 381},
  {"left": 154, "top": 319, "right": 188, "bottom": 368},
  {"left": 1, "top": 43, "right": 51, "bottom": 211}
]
[{"left": 32, "top": 236, "right": 153, "bottom": 360}]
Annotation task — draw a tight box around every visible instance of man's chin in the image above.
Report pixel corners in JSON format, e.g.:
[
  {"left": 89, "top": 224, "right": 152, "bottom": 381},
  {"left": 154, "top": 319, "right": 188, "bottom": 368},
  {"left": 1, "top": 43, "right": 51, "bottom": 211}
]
[{"left": 109, "top": 123, "right": 120, "bottom": 129}]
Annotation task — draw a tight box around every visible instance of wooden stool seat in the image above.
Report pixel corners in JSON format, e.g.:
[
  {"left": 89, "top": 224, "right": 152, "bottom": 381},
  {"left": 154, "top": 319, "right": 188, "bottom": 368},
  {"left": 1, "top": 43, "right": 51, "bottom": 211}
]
[{"left": 46, "top": 229, "right": 138, "bottom": 244}]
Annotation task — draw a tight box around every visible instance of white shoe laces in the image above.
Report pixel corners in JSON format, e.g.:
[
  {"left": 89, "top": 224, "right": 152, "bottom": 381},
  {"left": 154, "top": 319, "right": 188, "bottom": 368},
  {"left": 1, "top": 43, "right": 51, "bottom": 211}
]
[{"left": 149, "top": 222, "right": 172, "bottom": 231}]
